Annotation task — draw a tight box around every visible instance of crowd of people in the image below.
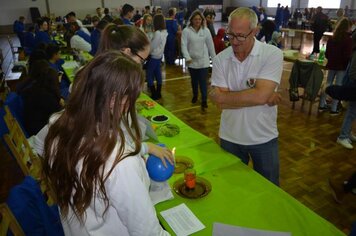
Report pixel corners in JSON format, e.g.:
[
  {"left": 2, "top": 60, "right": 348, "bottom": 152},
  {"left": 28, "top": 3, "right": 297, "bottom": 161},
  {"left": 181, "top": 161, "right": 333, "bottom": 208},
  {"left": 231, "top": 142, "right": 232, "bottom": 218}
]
[{"left": 7, "top": 3, "right": 356, "bottom": 234}]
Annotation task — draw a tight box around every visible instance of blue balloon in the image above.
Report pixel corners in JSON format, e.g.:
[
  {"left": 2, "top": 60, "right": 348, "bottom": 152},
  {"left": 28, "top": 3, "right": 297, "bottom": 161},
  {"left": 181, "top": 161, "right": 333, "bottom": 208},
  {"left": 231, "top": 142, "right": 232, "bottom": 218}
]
[{"left": 146, "top": 155, "right": 175, "bottom": 182}]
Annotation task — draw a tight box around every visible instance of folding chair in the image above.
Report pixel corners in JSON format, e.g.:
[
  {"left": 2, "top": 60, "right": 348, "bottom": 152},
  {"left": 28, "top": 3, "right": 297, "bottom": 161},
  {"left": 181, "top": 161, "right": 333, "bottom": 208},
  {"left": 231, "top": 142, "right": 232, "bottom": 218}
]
[
  {"left": 0, "top": 203, "right": 25, "bottom": 236},
  {"left": 288, "top": 59, "right": 324, "bottom": 115},
  {"left": 3, "top": 106, "right": 56, "bottom": 205}
]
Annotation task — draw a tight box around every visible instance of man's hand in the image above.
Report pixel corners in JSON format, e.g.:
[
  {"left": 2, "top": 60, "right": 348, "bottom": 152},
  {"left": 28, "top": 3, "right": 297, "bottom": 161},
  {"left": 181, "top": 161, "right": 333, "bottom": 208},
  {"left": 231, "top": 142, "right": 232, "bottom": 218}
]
[
  {"left": 267, "top": 92, "right": 282, "bottom": 106},
  {"left": 209, "top": 86, "right": 229, "bottom": 104}
]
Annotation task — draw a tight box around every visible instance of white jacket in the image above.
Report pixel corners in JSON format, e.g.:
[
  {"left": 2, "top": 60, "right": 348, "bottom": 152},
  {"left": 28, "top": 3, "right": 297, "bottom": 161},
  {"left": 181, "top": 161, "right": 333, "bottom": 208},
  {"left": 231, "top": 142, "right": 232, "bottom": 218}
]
[
  {"left": 150, "top": 30, "right": 168, "bottom": 59},
  {"left": 181, "top": 26, "right": 216, "bottom": 69},
  {"left": 70, "top": 35, "right": 91, "bottom": 52}
]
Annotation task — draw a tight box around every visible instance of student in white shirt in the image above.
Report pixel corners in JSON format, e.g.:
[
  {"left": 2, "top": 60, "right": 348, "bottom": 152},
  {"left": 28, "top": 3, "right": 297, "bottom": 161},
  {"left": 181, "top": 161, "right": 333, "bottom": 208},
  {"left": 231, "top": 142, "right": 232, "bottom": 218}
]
[
  {"left": 146, "top": 14, "right": 168, "bottom": 100},
  {"left": 43, "top": 51, "right": 171, "bottom": 236},
  {"left": 68, "top": 22, "right": 92, "bottom": 52},
  {"left": 181, "top": 10, "right": 216, "bottom": 110}
]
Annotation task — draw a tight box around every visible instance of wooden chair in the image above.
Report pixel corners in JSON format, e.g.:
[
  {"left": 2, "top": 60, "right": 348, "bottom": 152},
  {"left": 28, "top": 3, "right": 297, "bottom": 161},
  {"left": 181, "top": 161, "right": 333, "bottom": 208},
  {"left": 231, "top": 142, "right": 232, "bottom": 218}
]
[
  {"left": 288, "top": 60, "right": 324, "bottom": 115},
  {"left": 3, "top": 106, "right": 56, "bottom": 205},
  {"left": 0, "top": 203, "right": 25, "bottom": 236},
  {"left": 0, "top": 68, "right": 10, "bottom": 106}
]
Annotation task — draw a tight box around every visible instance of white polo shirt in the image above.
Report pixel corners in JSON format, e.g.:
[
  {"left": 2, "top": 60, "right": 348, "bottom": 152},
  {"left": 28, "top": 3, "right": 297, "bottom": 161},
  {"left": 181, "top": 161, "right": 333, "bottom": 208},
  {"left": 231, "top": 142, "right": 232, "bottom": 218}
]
[{"left": 211, "top": 40, "right": 283, "bottom": 145}]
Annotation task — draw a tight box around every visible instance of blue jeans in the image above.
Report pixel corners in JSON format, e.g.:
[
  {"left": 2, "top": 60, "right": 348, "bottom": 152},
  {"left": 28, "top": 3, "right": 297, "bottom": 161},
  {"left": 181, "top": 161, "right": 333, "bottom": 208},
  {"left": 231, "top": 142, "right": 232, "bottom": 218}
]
[
  {"left": 338, "top": 101, "right": 356, "bottom": 140},
  {"left": 319, "top": 70, "right": 345, "bottom": 111},
  {"left": 220, "top": 138, "right": 280, "bottom": 186},
  {"left": 146, "top": 57, "right": 162, "bottom": 87},
  {"left": 188, "top": 67, "right": 209, "bottom": 103}
]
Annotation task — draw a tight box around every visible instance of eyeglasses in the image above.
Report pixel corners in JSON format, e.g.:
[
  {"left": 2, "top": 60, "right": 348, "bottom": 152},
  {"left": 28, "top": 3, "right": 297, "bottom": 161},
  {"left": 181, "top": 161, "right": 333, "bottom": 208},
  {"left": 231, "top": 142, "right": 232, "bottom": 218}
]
[
  {"left": 133, "top": 52, "right": 148, "bottom": 65},
  {"left": 225, "top": 30, "right": 253, "bottom": 42}
]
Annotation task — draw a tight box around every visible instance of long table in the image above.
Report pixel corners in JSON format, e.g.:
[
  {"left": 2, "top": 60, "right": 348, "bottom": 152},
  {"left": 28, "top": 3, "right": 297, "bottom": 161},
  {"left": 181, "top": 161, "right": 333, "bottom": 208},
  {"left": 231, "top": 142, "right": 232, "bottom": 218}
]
[
  {"left": 281, "top": 28, "right": 332, "bottom": 50},
  {"left": 61, "top": 62, "right": 344, "bottom": 235},
  {"left": 138, "top": 94, "right": 345, "bottom": 236}
]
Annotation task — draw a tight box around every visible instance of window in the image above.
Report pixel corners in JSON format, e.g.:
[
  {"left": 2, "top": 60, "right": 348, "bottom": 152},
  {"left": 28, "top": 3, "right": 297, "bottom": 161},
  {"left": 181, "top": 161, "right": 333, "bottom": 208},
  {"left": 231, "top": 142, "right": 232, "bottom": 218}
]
[
  {"left": 267, "top": 0, "right": 292, "bottom": 8},
  {"left": 308, "top": 0, "right": 341, "bottom": 8}
]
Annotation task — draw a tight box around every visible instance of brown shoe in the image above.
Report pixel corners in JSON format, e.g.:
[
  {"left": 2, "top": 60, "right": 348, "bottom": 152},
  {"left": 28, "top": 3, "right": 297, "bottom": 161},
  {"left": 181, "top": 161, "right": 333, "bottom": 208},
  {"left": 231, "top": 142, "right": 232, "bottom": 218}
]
[{"left": 328, "top": 178, "right": 346, "bottom": 204}]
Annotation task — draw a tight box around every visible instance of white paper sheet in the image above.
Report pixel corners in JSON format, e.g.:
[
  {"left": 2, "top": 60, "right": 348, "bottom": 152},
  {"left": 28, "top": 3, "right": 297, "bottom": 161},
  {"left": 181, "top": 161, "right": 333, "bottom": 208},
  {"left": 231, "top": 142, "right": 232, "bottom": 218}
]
[
  {"left": 62, "top": 61, "right": 79, "bottom": 69},
  {"left": 213, "top": 223, "right": 291, "bottom": 236},
  {"left": 160, "top": 203, "right": 205, "bottom": 236},
  {"left": 5, "top": 72, "right": 22, "bottom": 81},
  {"left": 149, "top": 180, "right": 174, "bottom": 205}
]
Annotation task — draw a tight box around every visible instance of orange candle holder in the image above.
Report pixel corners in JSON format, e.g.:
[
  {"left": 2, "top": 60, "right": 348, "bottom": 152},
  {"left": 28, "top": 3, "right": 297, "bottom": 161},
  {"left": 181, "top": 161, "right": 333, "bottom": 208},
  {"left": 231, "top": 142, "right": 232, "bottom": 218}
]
[{"left": 184, "top": 168, "right": 196, "bottom": 190}]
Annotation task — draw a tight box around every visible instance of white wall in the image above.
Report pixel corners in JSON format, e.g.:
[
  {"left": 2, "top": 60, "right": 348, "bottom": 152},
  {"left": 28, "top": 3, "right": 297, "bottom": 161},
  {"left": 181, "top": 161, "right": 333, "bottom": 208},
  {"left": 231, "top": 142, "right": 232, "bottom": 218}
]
[
  {"left": 0, "top": 0, "right": 47, "bottom": 25},
  {"left": 49, "top": 0, "right": 100, "bottom": 19},
  {"left": 104, "top": 0, "right": 149, "bottom": 11},
  {"left": 223, "top": 0, "right": 231, "bottom": 12},
  {"left": 340, "top": 0, "right": 351, "bottom": 8},
  {"left": 300, "top": 0, "right": 349, "bottom": 8},
  {"left": 0, "top": 0, "right": 150, "bottom": 26},
  {"left": 230, "top": 0, "right": 260, "bottom": 8},
  {"left": 104, "top": 0, "right": 150, "bottom": 17}
]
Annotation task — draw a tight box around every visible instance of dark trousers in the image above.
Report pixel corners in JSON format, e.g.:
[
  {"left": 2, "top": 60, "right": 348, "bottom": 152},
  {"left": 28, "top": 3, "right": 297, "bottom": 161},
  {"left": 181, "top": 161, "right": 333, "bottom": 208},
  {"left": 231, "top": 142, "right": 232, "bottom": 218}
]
[
  {"left": 146, "top": 57, "right": 162, "bottom": 87},
  {"left": 344, "top": 172, "right": 356, "bottom": 193},
  {"left": 312, "top": 32, "right": 323, "bottom": 53},
  {"left": 188, "top": 67, "right": 209, "bottom": 103},
  {"left": 164, "top": 35, "right": 176, "bottom": 65}
]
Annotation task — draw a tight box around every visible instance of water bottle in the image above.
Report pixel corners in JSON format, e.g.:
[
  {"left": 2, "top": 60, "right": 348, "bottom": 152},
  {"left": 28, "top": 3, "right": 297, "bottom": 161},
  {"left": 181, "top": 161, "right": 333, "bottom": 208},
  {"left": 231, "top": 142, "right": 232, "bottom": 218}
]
[{"left": 318, "top": 44, "right": 326, "bottom": 63}]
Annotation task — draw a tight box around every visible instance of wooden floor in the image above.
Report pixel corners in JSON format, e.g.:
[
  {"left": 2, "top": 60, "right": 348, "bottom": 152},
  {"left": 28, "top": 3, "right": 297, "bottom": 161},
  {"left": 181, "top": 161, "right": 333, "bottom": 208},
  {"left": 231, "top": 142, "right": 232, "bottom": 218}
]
[{"left": 1, "top": 34, "right": 355, "bottom": 234}]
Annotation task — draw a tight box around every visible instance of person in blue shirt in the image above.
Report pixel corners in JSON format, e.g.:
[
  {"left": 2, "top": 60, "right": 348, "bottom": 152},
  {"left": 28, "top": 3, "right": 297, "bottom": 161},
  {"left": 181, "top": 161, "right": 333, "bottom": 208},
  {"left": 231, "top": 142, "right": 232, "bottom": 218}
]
[
  {"left": 175, "top": 6, "right": 185, "bottom": 28},
  {"left": 24, "top": 26, "right": 35, "bottom": 55},
  {"left": 164, "top": 8, "right": 179, "bottom": 65},
  {"left": 259, "top": 7, "right": 267, "bottom": 24},
  {"left": 13, "top": 16, "right": 25, "bottom": 47},
  {"left": 90, "top": 20, "right": 109, "bottom": 56},
  {"left": 275, "top": 3, "right": 283, "bottom": 29},
  {"left": 34, "top": 18, "right": 52, "bottom": 47},
  {"left": 121, "top": 3, "right": 134, "bottom": 25},
  {"left": 46, "top": 44, "right": 70, "bottom": 100},
  {"left": 283, "top": 6, "right": 291, "bottom": 28}
]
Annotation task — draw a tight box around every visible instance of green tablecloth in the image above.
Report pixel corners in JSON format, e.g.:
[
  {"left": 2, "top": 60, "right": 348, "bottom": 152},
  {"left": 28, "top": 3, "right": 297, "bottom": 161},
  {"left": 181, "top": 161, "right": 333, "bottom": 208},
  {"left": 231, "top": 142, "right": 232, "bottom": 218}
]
[
  {"left": 137, "top": 95, "right": 213, "bottom": 150},
  {"left": 139, "top": 94, "right": 345, "bottom": 236},
  {"left": 158, "top": 163, "right": 344, "bottom": 236}
]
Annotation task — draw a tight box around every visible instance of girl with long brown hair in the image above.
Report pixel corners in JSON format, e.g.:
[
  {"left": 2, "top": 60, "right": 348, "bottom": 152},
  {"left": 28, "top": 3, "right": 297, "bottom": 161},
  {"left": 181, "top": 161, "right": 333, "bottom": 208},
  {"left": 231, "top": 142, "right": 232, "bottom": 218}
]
[
  {"left": 32, "top": 23, "right": 172, "bottom": 167},
  {"left": 97, "top": 23, "right": 150, "bottom": 64},
  {"left": 97, "top": 23, "right": 173, "bottom": 162},
  {"left": 43, "top": 51, "right": 170, "bottom": 235}
]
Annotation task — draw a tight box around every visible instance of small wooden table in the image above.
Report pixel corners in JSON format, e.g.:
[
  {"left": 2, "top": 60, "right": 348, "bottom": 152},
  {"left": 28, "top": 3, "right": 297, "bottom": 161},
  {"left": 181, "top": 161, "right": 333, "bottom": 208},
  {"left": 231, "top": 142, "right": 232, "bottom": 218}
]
[{"left": 281, "top": 28, "right": 333, "bottom": 50}]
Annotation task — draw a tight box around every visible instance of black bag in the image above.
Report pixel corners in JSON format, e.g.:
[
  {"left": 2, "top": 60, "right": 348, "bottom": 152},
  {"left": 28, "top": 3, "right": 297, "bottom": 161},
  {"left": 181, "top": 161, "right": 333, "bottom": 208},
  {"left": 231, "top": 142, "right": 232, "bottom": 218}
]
[{"left": 326, "top": 62, "right": 356, "bottom": 101}]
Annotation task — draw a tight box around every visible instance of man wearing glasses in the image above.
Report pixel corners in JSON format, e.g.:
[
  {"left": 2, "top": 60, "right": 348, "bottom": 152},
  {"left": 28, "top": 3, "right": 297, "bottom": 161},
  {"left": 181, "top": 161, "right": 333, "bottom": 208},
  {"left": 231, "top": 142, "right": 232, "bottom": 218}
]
[{"left": 209, "top": 7, "right": 283, "bottom": 186}]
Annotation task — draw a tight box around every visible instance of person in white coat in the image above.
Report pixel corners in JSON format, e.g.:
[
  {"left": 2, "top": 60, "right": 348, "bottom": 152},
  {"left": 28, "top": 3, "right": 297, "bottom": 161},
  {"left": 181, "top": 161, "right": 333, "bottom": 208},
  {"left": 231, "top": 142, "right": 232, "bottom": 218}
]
[
  {"left": 181, "top": 10, "right": 216, "bottom": 110},
  {"left": 146, "top": 14, "right": 168, "bottom": 100},
  {"left": 43, "top": 51, "right": 172, "bottom": 236}
]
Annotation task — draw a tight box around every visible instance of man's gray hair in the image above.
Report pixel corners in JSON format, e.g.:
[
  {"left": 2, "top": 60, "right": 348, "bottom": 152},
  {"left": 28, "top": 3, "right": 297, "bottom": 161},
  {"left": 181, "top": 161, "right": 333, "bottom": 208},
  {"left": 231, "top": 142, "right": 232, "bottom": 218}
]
[{"left": 228, "top": 7, "right": 258, "bottom": 29}]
